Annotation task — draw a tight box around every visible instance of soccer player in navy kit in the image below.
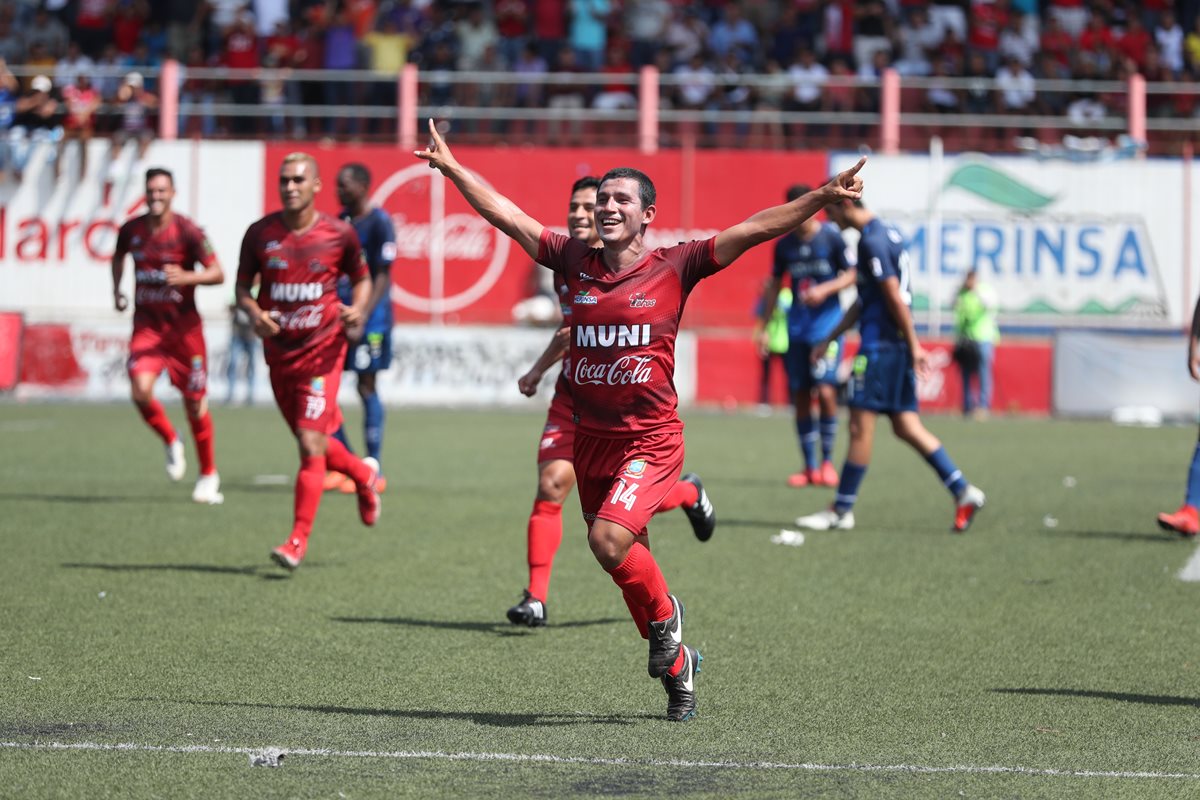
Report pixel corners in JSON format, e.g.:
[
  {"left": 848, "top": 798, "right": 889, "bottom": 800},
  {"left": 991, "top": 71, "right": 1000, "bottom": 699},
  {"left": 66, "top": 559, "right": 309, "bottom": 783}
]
[
  {"left": 795, "top": 195, "right": 986, "bottom": 533},
  {"left": 757, "top": 184, "right": 857, "bottom": 488},
  {"left": 327, "top": 163, "right": 397, "bottom": 494}
]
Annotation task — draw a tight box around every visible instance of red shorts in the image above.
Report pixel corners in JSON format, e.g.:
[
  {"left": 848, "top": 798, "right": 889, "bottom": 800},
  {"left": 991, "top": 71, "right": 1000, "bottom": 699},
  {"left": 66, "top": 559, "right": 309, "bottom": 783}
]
[
  {"left": 270, "top": 365, "right": 344, "bottom": 435},
  {"left": 574, "top": 430, "right": 685, "bottom": 536},
  {"left": 537, "top": 389, "right": 575, "bottom": 464},
  {"left": 128, "top": 324, "right": 208, "bottom": 401}
]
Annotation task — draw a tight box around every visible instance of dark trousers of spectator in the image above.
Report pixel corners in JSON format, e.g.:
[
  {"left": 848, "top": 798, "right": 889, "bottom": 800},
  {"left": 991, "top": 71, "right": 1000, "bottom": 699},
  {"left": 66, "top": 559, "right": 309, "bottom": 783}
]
[
  {"left": 324, "top": 81, "right": 361, "bottom": 136},
  {"left": 759, "top": 351, "right": 787, "bottom": 406},
  {"left": 229, "top": 83, "right": 261, "bottom": 135},
  {"left": 372, "top": 80, "right": 397, "bottom": 137}
]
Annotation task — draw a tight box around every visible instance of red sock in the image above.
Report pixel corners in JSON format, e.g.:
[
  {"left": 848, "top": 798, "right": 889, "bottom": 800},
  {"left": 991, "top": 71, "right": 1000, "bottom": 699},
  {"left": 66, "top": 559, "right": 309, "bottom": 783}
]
[
  {"left": 136, "top": 399, "right": 176, "bottom": 444},
  {"left": 291, "top": 454, "right": 326, "bottom": 542},
  {"left": 187, "top": 411, "right": 217, "bottom": 476},
  {"left": 325, "top": 436, "right": 371, "bottom": 486},
  {"left": 657, "top": 480, "right": 698, "bottom": 512},
  {"left": 621, "top": 589, "right": 651, "bottom": 640},
  {"left": 527, "top": 499, "right": 563, "bottom": 601},
  {"left": 606, "top": 540, "right": 673, "bottom": 629},
  {"left": 666, "top": 649, "right": 686, "bottom": 677}
]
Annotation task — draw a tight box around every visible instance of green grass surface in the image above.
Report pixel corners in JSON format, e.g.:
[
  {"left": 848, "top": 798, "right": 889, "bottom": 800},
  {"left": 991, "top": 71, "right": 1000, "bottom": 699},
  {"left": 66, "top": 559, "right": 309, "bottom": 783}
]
[{"left": 1, "top": 403, "right": 1198, "bottom": 799}]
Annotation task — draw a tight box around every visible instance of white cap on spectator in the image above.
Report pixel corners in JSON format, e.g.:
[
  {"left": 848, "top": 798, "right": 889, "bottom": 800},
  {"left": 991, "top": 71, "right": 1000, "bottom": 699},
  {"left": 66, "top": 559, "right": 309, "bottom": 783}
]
[
  {"left": 31, "top": 74, "right": 51, "bottom": 93},
  {"left": 125, "top": 72, "right": 144, "bottom": 87}
]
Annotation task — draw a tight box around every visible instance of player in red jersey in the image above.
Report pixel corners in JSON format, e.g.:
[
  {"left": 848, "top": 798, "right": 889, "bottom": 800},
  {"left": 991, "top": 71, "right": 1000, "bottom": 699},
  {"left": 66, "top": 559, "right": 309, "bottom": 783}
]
[
  {"left": 418, "top": 120, "right": 865, "bottom": 720},
  {"left": 235, "top": 152, "right": 383, "bottom": 571},
  {"left": 508, "top": 176, "right": 716, "bottom": 628},
  {"left": 112, "top": 167, "right": 225, "bottom": 504}
]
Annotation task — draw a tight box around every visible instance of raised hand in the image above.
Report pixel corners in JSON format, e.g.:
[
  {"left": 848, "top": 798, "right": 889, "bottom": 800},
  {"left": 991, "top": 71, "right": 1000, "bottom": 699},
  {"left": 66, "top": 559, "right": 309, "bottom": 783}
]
[
  {"left": 413, "top": 118, "right": 458, "bottom": 174},
  {"left": 822, "top": 156, "right": 866, "bottom": 203}
]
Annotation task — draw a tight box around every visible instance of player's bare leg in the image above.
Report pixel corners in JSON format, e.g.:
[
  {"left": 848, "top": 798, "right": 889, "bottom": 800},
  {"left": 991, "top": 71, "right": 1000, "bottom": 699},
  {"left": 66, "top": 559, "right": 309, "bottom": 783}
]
[
  {"left": 271, "top": 429, "right": 329, "bottom": 570},
  {"left": 508, "top": 459, "right": 575, "bottom": 627},
  {"left": 130, "top": 370, "right": 185, "bottom": 481},
  {"left": 184, "top": 394, "right": 222, "bottom": 504},
  {"left": 891, "top": 411, "right": 985, "bottom": 532}
]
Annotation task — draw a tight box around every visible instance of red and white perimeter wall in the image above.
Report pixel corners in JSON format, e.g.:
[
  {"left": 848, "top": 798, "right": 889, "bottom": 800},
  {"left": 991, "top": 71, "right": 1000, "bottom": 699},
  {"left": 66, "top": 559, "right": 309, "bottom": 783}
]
[{"left": 4, "top": 139, "right": 1196, "bottom": 414}]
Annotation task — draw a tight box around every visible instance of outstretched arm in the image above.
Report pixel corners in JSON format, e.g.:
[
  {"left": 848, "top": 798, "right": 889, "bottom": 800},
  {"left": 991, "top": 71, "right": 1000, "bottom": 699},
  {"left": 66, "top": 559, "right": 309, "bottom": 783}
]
[
  {"left": 414, "top": 119, "right": 545, "bottom": 260},
  {"left": 713, "top": 157, "right": 866, "bottom": 267},
  {"left": 518, "top": 326, "right": 570, "bottom": 397}
]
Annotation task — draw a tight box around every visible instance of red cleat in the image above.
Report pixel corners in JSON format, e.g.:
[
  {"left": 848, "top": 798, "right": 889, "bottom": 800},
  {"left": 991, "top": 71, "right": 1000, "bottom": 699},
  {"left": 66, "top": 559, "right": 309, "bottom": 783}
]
[
  {"left": 787, "top": 470, "right": 818, "bottom": 488},
  {"left": 340, "top": 473, "right": 386, "bottom": 494},
  {"left": 323, "top": 470, "right": 347, "bottom": 491},
  {"left": 1157, "top": 505, "right": 1199, "bottom": 537},
  {"left": 271, "top": 536, "right": 307, "bottom": 571},
  {"left": 819, "top": 461, "right": 839, "bottom": 487},
  {"left": 357, "top": 457, "right": 382, "bottom": 526}
]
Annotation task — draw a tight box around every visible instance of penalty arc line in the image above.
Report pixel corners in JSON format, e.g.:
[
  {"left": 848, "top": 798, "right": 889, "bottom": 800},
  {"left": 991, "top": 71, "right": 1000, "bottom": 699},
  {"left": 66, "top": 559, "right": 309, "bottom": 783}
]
[{"left": 1, "top": 741, "right": 1199, "bottom": 781}]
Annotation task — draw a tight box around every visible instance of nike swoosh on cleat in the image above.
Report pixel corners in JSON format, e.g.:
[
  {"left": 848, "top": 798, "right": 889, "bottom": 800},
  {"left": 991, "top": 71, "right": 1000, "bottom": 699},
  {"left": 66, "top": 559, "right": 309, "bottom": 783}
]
[
  {"left": 668, "top": 612, "right": 681, "bottom": 644},
  {"left": 681, "top": 651, "right": 694, "bottom": 692}
]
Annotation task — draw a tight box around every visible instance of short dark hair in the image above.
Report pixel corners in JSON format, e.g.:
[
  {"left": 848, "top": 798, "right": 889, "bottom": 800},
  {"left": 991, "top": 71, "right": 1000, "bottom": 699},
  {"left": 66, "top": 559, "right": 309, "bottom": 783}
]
[
  {"left": 599, "top": 167, "right": 656, "bottom": 208},
  {"left": 339, "top": 162, "right": 371, "bottom": 187},
  {"left": 786, "top": 184, "right": 811, "bottom": 203},
  {"left": 571, "top": 176, "right": 601, "bottom": 194},
  {"left": 145, "top": 167, "right": 173, "bottom": 186}
]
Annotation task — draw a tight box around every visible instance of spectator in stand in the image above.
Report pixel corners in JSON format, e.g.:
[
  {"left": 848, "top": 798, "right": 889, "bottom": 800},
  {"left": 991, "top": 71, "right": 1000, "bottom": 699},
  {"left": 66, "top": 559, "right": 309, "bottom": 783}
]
[
  {"left": 11, "top": 74, "right": 64, "bottom": 181},
  {"left": 1117, "top": 15, "right": 1152, "bottom": 70},
  {"left": 24, "top": 41, "right": 57, "bottom": 82},
  {"left": 205, "top": 0, "right": 247, "bottom": 53},
  {"left": 1141, "top": 50, "right": 1176, "bottom": 117},
  {"left": 23, "top": 6, "right": 69, "bottom": 60},
  {"left": 787, "top": 47, "right": 827, "bottom": 141},
  {"left": 73, "top": 0, "right": 114, "bottom": 58},
  {"left": 423, "top": 40, "right": 457, "bottom": 106},
  {"left": 1186, "top": 16, "right": 1200, "bottom": 74},
  {"left": 179, "top": 44, "right": 219, "bottom": 137},
  {"left": 532, "top": 0, "right": 566, "bottom": 67},
  {"left": 591, "top": 45, "right": 635, "bottom": 112},
  {"left": 253, "top": 0, "right": 290, "bottom": 39},
  {"left": 121, "top": 41, "right": 161, "bottom": 92},
  {"left": 292, "top": 17, "right": 324, "bottom": 136},
  {"left": 417, "top": 3, "right": 458, "bottom": 66},
  {"left": 112, "top": 0, "right": 147, "bottom": 55},
  {"left": 495, "top": 0, "right": 530, "bottom": 68},
  {"left": 962, "top": 50, "right": 994, "bottom": 115},
  {"left": 110, "top": 71, "right": 156, "bottom": 166},
  {"left": 363, "top": 15, "right": 411, "bottom": 130},
  {"left": 672, "top": 52, "right": 716, "bottom": 114},
  {"left": 716, "top": 49, "right": 753, "bottom": 140},
  {"left": 59, "top": 73, "right": 101, "bottom": 181},
  {"left": 55, "top": 42, "right": 95, "bottom": 95},
  {"left": 924, "top": 57, "right": 962, "bottom": 113},
  {"left": 165, "top": 0, "right": 204, "bottom": 61},
  {"left": 995, "top": 53, "right": 1035, "bottom": 116},
  {"left": 222, "top": 9, "right": 260, "bottom": 135},
  {"left": 512, "top": 40, "right": 547, "bottom": 136},
  {"left": 853, "top": 0, "right": 891, "bottom": 74},
  {"left": 546, "top": 45, "right": 586, "bottom": 143},
  {"left": 92, "top": 44, "right": 124, "bottom": 111},
  {"left": 0, "top": 14, "right": 23, "bottom": 65},
  {"left": 457, "top": 4, "right": 499, "bottom": 71},
  {"left": 709, "top": 5, "right": 759, "bottom": 66},
  {"left": 998, "top": 13, "right": 1036, "bottom": 67},
  {"left": 929, "top": 0, "right": 968, "bottom": 43},
  {"left": 665, "top": 9, "right": 707, "bottom": 67},
  {"left": 569, "top": 0, "right": 610, "bottom": 71},
  {"left": 1079, "top": 13, "right": 1117, "bottom": 73},
  {"left": 822, "top": 0, "right": 854, "bottom": 61},
  {"left": 769, "top": 6, "right": 811, "bottom": 69},
  {"left": 968, "top": 0, "right": 1009, "bottom": 72},
  {"left": 1033, "top": 50, "right": 1071, "bottom": 114},
  {"left": 855, "top": 49, "right": 890, "bottom": 114},
  {"left": 1157, "top": 11, "right": 1186, "bottom": 77},
  {"left": 1048, "top": 0, "right": 1088, "bottom": 39},
  {"left": 323, "top": 8, "right": 361, "bottom": 136},
  {"left": 346, "top": 0, "right": 378, "bottom": 38},
  {"left": 894, "top": 6, "right": 942, "bottom": 77},
  {"left": 625, "top": 0, "right": 671, "bottom": 68},
  {"left": 1039, "top": 14, "right": 1075, "bottom": 68}
]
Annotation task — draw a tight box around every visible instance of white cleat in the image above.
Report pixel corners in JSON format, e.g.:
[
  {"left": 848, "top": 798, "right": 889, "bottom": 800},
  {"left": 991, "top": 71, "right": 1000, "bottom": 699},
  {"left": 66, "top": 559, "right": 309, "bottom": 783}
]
[
  {"left": 192, "top": 472, "right": 224, "bottom": 505},
  {"left": 165, "top": 439, "right": 186, "bottom": 482},
  {"left": 794, "top": 508, "right": 855, "bottom": 531}
]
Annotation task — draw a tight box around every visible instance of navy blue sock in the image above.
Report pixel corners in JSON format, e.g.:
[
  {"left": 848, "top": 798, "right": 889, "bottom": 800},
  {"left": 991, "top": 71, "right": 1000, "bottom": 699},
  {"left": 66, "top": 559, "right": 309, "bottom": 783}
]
[
  {"left": 331, "top": 425, "right": 351, "bottom": 452},
  {"left": 795, "top": 416, "right": 818, "bottom": 471},
  {"left": 363, "top": 391, "right": 385, "bottom": 465},
  {"left": 819, "top": 415, "right": 838, "bottom": 463},
  {"left": 925, "top": 447, "right": 968, "bottom": 498},
  {"left": 833, "top": 462, "right": 867, "bottom": 513}
]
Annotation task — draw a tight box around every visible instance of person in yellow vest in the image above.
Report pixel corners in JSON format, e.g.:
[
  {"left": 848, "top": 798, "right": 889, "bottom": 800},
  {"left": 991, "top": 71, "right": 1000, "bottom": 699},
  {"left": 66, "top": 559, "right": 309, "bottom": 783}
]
[
  {"left": 755, "top": 281, "right": 792, "bottom": 407},
  {"left": 953, "top": 269, "right": 1000, "bottom": 420}
]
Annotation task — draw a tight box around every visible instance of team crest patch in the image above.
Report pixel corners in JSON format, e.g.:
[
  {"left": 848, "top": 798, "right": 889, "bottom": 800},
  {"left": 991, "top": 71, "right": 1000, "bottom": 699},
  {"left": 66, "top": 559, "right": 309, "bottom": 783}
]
[
  {"left": 624, "top": 459, "right": 647, "bottom": 478},
  {"left": 311, "top": 376, "right": 325, "bottom": 395},
  {"left": 629, "top": 292, "right": 656, "bottom": 308},
  {"left": 308, "top": 259, "right": 325, "bottom": 273}
]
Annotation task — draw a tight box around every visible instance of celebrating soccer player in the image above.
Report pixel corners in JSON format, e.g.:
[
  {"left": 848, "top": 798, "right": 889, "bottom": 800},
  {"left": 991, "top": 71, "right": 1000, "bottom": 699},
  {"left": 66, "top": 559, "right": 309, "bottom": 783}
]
[
  {"left": 324, "top": 163, "right": 397, "bottom": 495},
  {"left": 417, "top": 119, "right": 864, "bottom": 721},
  {"left": 757, "top": 184, "right": 857, "bottom": 488},
  {"left": 235, "top": 152, "right": 382, "bottom": 571},
  {"left": 507, "top": 176, "right": 716, "bottom": 629},
  {"left": 794, "top": 194, "right": 986, "bottom": 533},
  {"left": 112, "top": 167, "right": 225, "bottom": 504}
]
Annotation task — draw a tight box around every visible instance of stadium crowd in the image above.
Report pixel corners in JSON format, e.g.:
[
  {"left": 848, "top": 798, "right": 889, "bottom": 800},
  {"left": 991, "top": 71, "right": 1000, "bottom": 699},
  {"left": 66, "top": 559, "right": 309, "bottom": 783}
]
[{"left": 0, "top": 0, "right": 1198, "bottom": 146}]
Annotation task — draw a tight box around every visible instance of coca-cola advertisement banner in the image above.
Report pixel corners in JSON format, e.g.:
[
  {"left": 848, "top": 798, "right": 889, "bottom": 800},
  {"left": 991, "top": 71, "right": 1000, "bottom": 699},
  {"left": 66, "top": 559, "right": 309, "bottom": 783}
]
[{"left": 262, "top": 144, "right": 827, "bottom": 328}]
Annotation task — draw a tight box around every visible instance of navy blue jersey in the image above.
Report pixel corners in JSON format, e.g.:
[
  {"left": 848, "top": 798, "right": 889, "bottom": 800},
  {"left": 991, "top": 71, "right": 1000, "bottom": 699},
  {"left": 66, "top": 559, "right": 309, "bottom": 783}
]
[
  {"left": 771, "top": 222, "right": 854, "bottom": 343},
  {"left": 337, "top": 206, "right": 396, "bottom": 333},
  {"left": 855, "top": 217, "right": 911, "bottom": 346}
]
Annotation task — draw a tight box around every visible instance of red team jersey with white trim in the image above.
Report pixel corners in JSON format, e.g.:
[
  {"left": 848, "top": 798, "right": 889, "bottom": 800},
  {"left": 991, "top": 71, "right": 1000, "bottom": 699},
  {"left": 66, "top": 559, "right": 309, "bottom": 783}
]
[
  {"left": 115, "top": 213, "right": 217, "bottom": 331},
  {"left": 537, "top": 230, "right": 724, "bottom": 438},
  {"left": 237, "top": 212, "right": 367, "bottom": 375}
]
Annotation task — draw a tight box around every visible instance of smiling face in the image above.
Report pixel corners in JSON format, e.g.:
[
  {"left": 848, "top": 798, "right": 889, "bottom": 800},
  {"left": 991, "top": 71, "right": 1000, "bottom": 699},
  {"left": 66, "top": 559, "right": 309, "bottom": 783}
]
[
  {"left": 279, "top": 157, "right": 320, "bottom": 214},
  {"left": 145, "top": 173, "right": 175, "bottom": 219},
  {"left": 566, "top": 186, "right": 598, "bottom": 245},
  {"left": 594, "top": 177, "right": 655, "bottom": 247}
]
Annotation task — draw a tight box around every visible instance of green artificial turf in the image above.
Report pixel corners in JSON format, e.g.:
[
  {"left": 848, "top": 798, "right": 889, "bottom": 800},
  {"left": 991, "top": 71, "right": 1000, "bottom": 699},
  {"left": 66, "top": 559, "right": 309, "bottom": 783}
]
[{"left": 0, "top": 403, "right": 1198, "bottom": 799}]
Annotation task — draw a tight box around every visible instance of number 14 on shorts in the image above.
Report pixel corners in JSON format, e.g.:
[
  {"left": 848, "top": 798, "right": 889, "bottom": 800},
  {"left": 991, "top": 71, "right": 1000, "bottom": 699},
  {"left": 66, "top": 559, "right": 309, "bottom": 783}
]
[{"left": 609, "top": 479, "right": 640, "bottom": 510}]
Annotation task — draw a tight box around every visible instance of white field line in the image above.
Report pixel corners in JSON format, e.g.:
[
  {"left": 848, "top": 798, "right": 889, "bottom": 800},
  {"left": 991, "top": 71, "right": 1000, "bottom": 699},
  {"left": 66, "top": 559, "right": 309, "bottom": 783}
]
[
  {"left": 1, "top": 741, "right": 1198, "bottom": 780},
  {"left": 1177, "top": 541, "right": 1200, "bottom": 582}
]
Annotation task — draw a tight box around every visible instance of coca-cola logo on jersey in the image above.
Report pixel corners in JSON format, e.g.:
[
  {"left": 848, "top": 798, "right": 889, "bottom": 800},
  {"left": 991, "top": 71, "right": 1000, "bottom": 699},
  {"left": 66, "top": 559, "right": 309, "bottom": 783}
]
[
  {"left": 270, "top": 304, "right": 324, "bottom": 331},
  {"left": 135, "top": 286, "right": 183, "bottom": 304},
  {"left": 369, "top": 163, "right": 511, "bottom": 315},
  {"left": 574, "top": 355, "right": 654, "bottom": 386}
]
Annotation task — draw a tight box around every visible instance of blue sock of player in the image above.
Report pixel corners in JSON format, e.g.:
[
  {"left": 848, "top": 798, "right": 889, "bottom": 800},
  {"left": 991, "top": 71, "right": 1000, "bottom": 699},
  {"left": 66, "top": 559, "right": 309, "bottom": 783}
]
[
  {"left": 795, "top": 416, "right": 818, "bottom": 471},
  {"left": 925, "top": 447, "right": 968, "bottom": 498},
  {"left": 833, "top": 462, "right": 867, "bottom": 513},
  {"left": 819, "top": 415, "right": 838, "bottom": 463},
  {"left": 331, "top": 425, "right": 352, "bottom": 453},
  {"left": 1185, "top": 442, "right": 1200, "bottom": 507},
  {"left": 363, "top": 391, "right": 385, "bottom": 465}
]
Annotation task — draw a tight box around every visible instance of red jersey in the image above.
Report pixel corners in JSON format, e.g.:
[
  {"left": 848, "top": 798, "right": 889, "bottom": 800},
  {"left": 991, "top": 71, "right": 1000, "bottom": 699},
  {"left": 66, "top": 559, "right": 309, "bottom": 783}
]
[
  {"left": 537, "top": 230, "right": 723, "bottom": 438},
  {"left": 116, "top": 213, "right": 217, "bottom": 331},
  {"left": 237, "top": 212, "right": 367, "bottom": 375}
]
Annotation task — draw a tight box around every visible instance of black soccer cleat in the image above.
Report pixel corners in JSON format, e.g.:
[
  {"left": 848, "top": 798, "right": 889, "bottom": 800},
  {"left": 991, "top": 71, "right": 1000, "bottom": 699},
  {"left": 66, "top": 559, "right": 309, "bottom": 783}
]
[
  {"left": 679, "top": 473, "right": 715, "bottom": 542},
  {"left": 506, "top": 590, "right": 548, "bottom": 627},
  {"left": 647, "top": 594, "right": 683, "bottom": 678},
  {"left": 661, "top": 645, "right": 702, "bottom": 722}
]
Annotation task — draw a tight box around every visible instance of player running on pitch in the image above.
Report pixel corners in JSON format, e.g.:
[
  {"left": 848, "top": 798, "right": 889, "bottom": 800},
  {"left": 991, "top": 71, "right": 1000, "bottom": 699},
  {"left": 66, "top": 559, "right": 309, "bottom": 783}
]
[
  {"left": 236, "top": 152, "right": 382, "bottom": 570},
  {"left": 112, "top": 167, "right": 225, "bottom": 504},
  {"left": 507, "top": 175, "right": 715, "bottom": 629},
  {"left": 417, "top": 119, "right": 865, "bottom": 720}
]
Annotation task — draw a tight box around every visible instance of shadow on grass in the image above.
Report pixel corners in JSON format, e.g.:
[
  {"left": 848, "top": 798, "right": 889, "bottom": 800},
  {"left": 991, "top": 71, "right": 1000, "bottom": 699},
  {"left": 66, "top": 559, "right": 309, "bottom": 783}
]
[
  {"left": 1045, "top": 529, "right": 1182, "bottom": 544},
  {"left": 718, "top": 518, "right": 791, "bottom": 531},
  {"left": 155, "top": 698, "right": 647, "bottom": 727},
  {"left": 0, "top": 492, "right": 181, "bottom": 505},
  {"left": 992, "top": 688, "right": 1200, "bottom": 708},
  {"left": 331, "top": 615, "right": 625, "bottom": 635},
  {"left": 62, "top": 562, "right": 291, "bottom": 580}
]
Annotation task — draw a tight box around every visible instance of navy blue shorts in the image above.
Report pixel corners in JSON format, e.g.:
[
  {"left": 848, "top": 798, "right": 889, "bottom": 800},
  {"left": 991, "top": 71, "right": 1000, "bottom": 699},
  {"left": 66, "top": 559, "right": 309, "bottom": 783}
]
[
  {"left": 848, "top": 342, "right": 918, "bottom": 414},
  {"left": 345, "top": 329, "right": 393, "bottom": 373},
  {"left": 784, "top": 337, "right": 842, "bottom": 394}
]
